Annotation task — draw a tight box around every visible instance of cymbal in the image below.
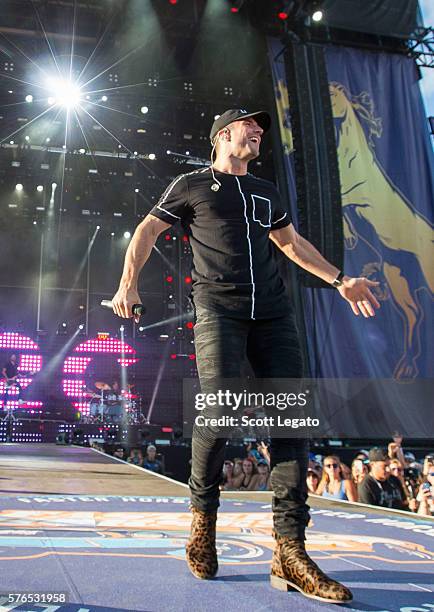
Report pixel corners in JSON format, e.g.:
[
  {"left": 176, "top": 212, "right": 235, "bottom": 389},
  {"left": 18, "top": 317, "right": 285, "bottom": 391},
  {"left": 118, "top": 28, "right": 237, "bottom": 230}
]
[{"left": 95, "top": 382, "right": 111, "bottom": 390}]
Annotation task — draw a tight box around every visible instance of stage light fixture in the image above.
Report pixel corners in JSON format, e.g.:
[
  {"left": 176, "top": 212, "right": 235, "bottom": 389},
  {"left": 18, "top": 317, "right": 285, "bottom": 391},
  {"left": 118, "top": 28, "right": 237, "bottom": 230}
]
[
  {"left": 25, "top": 136, "right": 30, "bottom": 142},
  {"left": 47, "top": 78, "right": 82, "bottom": 109},
  {"left": 140, "top": 106, "right": 149, "bottom": 114},
  {"left": 101, "top": 95, "right": 108, "bottom": 102},
  {"left": 25, "top": 94, "right": 33, "bottom": 103},
  {"left": 57, "top": 322, "right": 68, "bottom": 336},
  {"left": 79, "top": 148, "right": 86, "bottom": 154},
  {"left": 278, "top": 11, "right": 289, "bottom": 20},
  {"left": 47, "top": 97, "right": 55, "bottom": 105},
  {"left": 149, "top": 153, "right": 156, "bottom": 160},
  {"left": 15, "top": 183, "right": 23, "bottom": 191},
  {"left": 124, "top": 231, "right": 131, "bottom": 239},
  {"left": 312, "top": 9, "right": 323, "bottom": 21},
  {"left": 36, "top": 185, "right": 43, "bottom": 192},
  {"left": 134, "top": 188, "right": 140, "bottom": 193},
  {"left": 111, "top": 232, "right": 115, "bottom": 237},
  {"left": 46, "top": 137, "right": 50, "bottom": 143},
  {"left": 9, "top": 140, "right": 14, "bottom": 144}
]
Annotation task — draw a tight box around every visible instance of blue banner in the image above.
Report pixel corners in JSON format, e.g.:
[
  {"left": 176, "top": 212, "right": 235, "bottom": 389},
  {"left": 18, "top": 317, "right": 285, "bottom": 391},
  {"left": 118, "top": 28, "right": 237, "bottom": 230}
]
[{"left": 269, "top": 41, "right": 434, "bottom": 382}]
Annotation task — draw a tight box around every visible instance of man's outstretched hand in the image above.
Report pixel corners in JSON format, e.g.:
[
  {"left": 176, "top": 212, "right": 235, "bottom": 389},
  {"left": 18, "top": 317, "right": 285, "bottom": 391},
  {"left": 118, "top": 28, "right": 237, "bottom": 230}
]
[
  {"left": 337, "top": 276, "right": 381, "bottom": 317},
  {"left": 111, "top": 287, "right": 142, "bottom": 323}
]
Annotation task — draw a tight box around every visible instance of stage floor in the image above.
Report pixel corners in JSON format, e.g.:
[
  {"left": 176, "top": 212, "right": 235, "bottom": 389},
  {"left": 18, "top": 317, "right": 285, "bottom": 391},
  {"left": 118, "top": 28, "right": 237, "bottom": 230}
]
[{"left": 0, "top": 444, "right": 433, "bottom": 612}]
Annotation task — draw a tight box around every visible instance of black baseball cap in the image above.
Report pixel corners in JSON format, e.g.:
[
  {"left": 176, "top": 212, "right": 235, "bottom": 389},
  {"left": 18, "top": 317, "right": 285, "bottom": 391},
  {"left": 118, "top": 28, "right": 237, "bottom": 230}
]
[{"left": 210, "top": 108, "right": 271, "bottom": 143}]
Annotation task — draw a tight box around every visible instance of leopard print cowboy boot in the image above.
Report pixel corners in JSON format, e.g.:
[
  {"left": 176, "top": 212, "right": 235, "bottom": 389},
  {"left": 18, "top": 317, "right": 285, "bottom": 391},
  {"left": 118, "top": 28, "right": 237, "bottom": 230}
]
[
  {"left": 270, "top": 532, "right": 353, "bottom": 604},
  {"left": 186, "top": 506, "right": 218, "bottom": 579}
]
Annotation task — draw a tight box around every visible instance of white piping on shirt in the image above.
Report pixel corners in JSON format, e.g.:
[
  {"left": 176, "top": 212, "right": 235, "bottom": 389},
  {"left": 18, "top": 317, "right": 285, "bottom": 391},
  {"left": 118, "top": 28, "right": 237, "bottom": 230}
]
[
  {"left": 156, "top": 174, "right": 185, "bottom": 219},
  {"left": 272, "top": 211, "right": 287, "bottom": 225},
  {"left": 156, "top": 168, "right": 211, "bottom": 219},
  {"left": 235, "top": 176, "right": 255, "bottom": 320},
  {"left": 251, "top": 194, "right": 271, "bottom": 228}
]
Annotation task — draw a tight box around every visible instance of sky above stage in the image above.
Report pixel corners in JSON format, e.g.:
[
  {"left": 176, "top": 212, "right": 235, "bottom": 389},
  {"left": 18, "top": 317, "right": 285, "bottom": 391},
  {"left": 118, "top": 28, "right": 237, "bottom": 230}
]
[{"left": 419, "top": 0, "right": 434, "bottom": 118}]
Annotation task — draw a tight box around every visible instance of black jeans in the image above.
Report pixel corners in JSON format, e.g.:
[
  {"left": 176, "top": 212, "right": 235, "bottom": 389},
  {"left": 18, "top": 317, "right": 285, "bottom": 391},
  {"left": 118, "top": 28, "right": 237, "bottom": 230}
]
[{"left": 188, "top": 308, "right": 310, "bottom": 540}]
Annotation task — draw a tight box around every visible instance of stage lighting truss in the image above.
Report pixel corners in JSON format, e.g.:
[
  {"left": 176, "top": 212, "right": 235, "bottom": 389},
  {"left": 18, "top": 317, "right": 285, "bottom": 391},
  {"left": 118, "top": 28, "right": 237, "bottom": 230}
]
[{"left": 408, "top": 27, "right": 434, "bottom": 68}]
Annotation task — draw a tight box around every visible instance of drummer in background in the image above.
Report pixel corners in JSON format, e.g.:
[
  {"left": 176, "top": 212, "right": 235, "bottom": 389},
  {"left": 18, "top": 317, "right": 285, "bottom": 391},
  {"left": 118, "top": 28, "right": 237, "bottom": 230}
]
[{"left": 110, "top": 380, "right": 121, "bottom": 397}]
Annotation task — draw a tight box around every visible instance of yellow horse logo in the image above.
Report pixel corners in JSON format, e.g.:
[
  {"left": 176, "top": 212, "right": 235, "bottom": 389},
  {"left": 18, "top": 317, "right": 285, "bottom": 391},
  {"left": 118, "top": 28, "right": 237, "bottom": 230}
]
[
  {"left": 330, "top": 82, "right": 433, "bottom": 380},
  {"left": 275, "top": 78, "right": 433, "bottom": 379}
]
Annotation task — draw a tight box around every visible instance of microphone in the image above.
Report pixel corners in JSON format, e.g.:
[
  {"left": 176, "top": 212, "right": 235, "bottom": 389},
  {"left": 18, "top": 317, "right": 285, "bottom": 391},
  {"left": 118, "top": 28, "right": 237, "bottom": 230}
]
[{"left": 100, "top": 300, "right": 145, "bottom": 316}]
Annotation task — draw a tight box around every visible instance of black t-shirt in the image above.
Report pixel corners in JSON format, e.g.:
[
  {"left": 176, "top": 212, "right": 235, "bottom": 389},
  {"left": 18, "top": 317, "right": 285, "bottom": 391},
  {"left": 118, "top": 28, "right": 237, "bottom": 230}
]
[
  {"left": 3, "top": 361, "right": 17, "bottom": 379},
  {"left": 358, "top": 474, "right": 406, "bottom": 510},
  {"left": 149, "top": 167, "right": 292, "bottom": 319}
]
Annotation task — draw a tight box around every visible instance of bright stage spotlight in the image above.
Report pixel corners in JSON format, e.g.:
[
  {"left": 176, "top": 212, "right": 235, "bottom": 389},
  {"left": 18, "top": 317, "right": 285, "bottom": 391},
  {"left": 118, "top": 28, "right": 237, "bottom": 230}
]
[
  {"left": 140, "top": 106, "right": 149, "bottom": 114},
  {"left": 149, "top": 153, "right": 156, "bottom": 160},
  {"left": 15, "top": 183, "right": 23, "bottom": 191},
  {"left": 101, "top": 95, "right": 108, "bottom": 102},
  {"left": 124, "top": 231, "right": 131, "bottom": 239},
  {"left": 47, "top": 78, "right": 82, "bottom": 109},
  {"left": 36, "top": 185, "right": 43, "bottom": 192},
  {"left": 312, "top": 10, "right": 323, "bottom": 21},
  {"left": 25, "top": 94, "right": 33, "bottom": 103}
]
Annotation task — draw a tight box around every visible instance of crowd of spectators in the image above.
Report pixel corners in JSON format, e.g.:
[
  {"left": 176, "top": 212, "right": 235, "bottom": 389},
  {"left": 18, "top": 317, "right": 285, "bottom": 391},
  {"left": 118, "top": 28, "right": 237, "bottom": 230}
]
[
  {"left": 218, "top": 438, "right": 434, "bottom": 516},
  {"left": 95, "top": 436, "right": 433, "bottom": 516},
  {"left": 105, "top": 444, "right": 164, "bottom": 474},
  {"left": 306, "top": 439, "right": 433, "bottom": 516}
]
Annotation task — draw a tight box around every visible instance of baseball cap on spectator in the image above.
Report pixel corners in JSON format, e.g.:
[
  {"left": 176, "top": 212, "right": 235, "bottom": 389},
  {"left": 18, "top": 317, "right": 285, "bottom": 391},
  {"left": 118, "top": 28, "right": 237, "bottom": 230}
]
[
  {"left": 307, "top": 467, "right": 320, "bottom": 477},
  {"left": 368, "top": 447, "right": 388, "bottom": 462},
  {"left": 404, "top": 451, "right": 416, "bottom": 463},
  {"left": 147, "top": 445, "right": 156, "bottom": 452}
]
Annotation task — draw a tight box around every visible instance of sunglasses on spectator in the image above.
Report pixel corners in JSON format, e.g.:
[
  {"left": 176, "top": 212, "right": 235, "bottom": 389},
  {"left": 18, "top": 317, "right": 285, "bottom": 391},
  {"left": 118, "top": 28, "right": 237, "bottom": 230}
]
[{"left": 324, "top": 463, "right": 339, "bottom": 468}]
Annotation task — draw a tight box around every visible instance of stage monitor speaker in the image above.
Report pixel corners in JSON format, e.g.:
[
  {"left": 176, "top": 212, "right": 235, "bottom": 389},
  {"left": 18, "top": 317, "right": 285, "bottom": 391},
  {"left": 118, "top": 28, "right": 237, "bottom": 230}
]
[{"left": 284, "top": 42, "right": 344, "bottom": 288}]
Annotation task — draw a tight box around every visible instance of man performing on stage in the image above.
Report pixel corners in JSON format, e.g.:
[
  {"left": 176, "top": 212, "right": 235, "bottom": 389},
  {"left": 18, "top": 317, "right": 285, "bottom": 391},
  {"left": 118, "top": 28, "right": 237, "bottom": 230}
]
[
  {"left": 2, "top": 353, "right": 22, "bottom": 404},
  {"left": 111, "top": 109, "right": 380, "bottom": 603}
]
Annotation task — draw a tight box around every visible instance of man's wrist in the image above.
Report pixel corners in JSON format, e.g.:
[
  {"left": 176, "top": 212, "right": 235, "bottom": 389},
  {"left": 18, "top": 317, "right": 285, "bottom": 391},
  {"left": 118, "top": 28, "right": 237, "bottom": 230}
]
[
  {"left": 120, "top": 278, "right": 138, "bottom": 291},
  {"left": 331, "top": 270, "right": 345, "bottom": 288}
]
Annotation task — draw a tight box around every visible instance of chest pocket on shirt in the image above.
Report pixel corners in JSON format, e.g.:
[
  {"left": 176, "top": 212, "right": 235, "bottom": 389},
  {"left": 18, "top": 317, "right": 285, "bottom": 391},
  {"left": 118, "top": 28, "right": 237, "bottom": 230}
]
[{"left": 251, "top": 195, "right": 271, "bottom": 228}]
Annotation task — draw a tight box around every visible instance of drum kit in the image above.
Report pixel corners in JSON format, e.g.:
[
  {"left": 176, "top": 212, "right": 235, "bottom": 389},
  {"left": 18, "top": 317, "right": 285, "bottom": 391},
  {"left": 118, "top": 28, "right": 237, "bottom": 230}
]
[{"left": 81, "top": 381, "right": 141, "bottom": 424}]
